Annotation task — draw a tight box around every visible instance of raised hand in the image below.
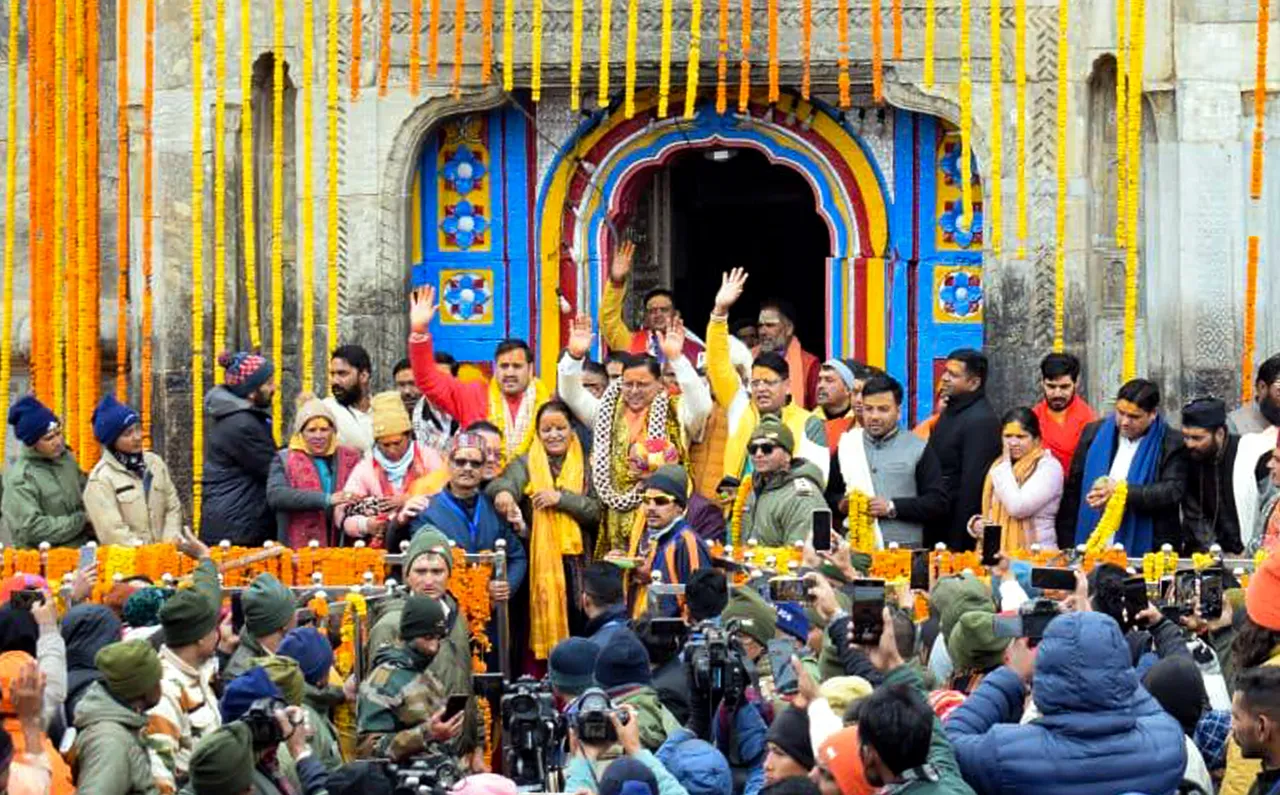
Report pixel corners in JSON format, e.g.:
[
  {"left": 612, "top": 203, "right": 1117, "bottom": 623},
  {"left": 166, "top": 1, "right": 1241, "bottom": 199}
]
[
  {"left": 713, "top": 267, "right": 749, "bottom": 315},
  {"left": 567, "top": 314, "right": 594, "bottom": 360},
  {"left": 610, "top": 240, "right": 636, "bottom": 284},
  {"left": 659, "top": 316, "right": 687, "bottom": 362},
  {"left": 410, "top": 285, "right": 439, "bottom": 334}
]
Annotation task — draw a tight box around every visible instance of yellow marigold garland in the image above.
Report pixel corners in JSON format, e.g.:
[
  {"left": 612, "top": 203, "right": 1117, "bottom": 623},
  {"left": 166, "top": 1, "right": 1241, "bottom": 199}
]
[
  {"left": 988, "top": 0, "right": 1002, "bottom": 255},
  {"left": 766, "top": 0, "right": 778, "bottom": 104},
  {"left": 271, "top": 0, "right": 286, "bottom": 442},
  {"left": 716, "top": 0, "right": 729, "bottom": 113},
  {"left": 241, "top": 0, "right": 262, "bottom": 351},
  {"left": 871, "top": 0, "right": 884, "bottom": 104},
  {"left": 959, "top": 0, "right": 973, "bottom": 228},
  {"left": 505, "top": 0, "right": 516, "bottom": 91},
  {"left": 727, "top": 475, "right": 752, "bottom": 548},
  {"left": 1115, "top": 0, "right": 1128, "bottom": 244},
  {"left": 625, "top": 0, "right": 639, "bottom": 117},
  {"left": 191, "top": 0, "right": 206, "bottom": 527},
  {"left": 597, "top": 0, "right": 612, "bottom": 107},
  {"left": 684, "top": 0, "right": 702, "bottom": 118},
  {"left": 924, "top": 0, "right": 936, "bottom": 88},
  {"left": 800, "top": 0, "right": 811, "bottom": 99},
  {"left": 213, "top": 0, "right": 227, "bottom": 386},
  {"left": 0, "top": 0, "right": 17, "bottom": 449},
  {"left": 836, "top": 0, "right": 849, "bottom": 106},
  {"left": 737, "top": 0, "right": 751, "bottom": 112},
  {"left": 1052, "top": 0, "right": 1068, "bottom": 352},
  {"left": 327, "top": 0, "right": 341, "bottom": 355},
  {"left": 1014, "top": 0, "right": 1026, "bottom": 258},
  {"left": 1121, "top": 0, "right": 1144, "bottom": 380},
  {"left": 378, "top": 0, "right": 392, "bottom": 95},
  {"left": 530, "top": 0, "right": 543, "bottom": 101},
  {"left": 570, "top": 0, "right": 584, "bottom": 109},
  {"left": 846, "top": 490, "right": 875, "bottom": 552},
  {"left": 659, "top": 0, "right": 674, "bottom": 116},
  {"left": 1085, "top": 481, "right": 1128, "bottom": 555},
  {"left": 302, "top": 0, "right": 317, "bottom": 395},
  {"left": 141, "top": 0, "right": 155, "bottom": 443}
]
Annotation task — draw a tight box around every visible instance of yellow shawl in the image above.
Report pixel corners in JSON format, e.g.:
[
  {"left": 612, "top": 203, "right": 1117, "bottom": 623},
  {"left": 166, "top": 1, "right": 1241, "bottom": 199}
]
[
  {"left": 487, "top": 377, "right": 551, "bottom": 467},
  {"left": 525, "top": 434, "right": 585, "bottom": 659},
  {"left": 981, "top": 447, "right": 1045, "bottom": 553}
]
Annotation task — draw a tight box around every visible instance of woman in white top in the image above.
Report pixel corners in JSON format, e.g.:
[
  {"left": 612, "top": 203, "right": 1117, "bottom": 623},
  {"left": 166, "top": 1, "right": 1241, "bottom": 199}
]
[{"left": 968, "top": 407, "right": 1065, "bottom": 550}]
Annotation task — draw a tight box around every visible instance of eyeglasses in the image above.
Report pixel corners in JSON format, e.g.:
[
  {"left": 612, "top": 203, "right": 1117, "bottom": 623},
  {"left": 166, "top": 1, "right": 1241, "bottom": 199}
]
[
  {"left": 642, "top": 494, "right": 676, "bottom": 507},
  {"left": 747, "top": 442, "right": 778, "bottom": 456},
  {"left": 645, "top": 304, "right": 675, "bottom": 315},
  {"left": 451, "top": 458, "right": 484, "bottom": 470}
]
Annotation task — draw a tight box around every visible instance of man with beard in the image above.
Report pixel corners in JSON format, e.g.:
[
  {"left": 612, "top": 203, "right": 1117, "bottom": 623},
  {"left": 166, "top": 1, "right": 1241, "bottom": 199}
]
[
  {"left": 393, "top": 355, "right": 460, "bottom": 454},
  {"left": 407, "top": 286, "right": 549, "bottom": 466},
  {"left": 1180, "top": 398, "right": 1250, "bottom": 554},
  {"left": 201, "top": 351, "right": 277, "bottom": 545},
  {"left": 1031, "top": 352, "right": 1095, "bottom": 472},
  {"left": 324, "top": 344, "right": 375, "bottom": 453},
  {"left": 706, "top": 268, "right": 828, "bottom": 484},
  {"left": 356, "top": 595, "right": 468, "bottom": 763},
  {"left": 925, "top": 349, "right": 1002, "bottom": 550},
  {"left": 1058, "top": 379, "right": 1186, "bottom": 554},
  {"left": 1234, "top": 355, "right": 1280, "bottom": 548},
  {"left": 757, "top": 299, "right": 821, "bottom": 410},
  {"left": 601, "top": 240, "right": 706, "bottom": 367},
  {"left": 1230, "top": 354, "right": 1280, "bottom": 435}
]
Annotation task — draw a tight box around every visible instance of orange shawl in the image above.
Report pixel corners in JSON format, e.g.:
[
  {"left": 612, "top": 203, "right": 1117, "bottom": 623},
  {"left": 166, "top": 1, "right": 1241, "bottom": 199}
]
[{"left": 981, "top": 448, "right": 1046, "bottom": 553}]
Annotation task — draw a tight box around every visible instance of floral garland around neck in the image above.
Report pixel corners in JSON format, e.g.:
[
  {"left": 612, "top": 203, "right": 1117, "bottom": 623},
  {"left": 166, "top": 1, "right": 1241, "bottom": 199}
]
[
  {"left": 590, "top": 379, "right": 675, "bottom": 512},
  {"left": 487, "top": 377, "right": 549, "bottom": 466}
]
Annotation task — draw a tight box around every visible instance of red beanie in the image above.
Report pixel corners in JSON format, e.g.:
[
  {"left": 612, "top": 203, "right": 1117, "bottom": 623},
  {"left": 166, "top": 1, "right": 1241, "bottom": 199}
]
[
  {"left": 817, "top": 726, "right": 875, "bottom": 795},
  {"left": 1247, "top": 554, "right": 1280, "bottom": 631}
]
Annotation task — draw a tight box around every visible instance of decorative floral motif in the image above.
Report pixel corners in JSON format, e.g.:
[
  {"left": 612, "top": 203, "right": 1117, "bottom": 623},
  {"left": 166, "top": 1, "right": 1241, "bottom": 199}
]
[
  {"left": 440, "top": 201, "right": 488, "bottom": 250},
  {"left": 939, "top": 203, "right": 984, "bottom": 249},
  {"left": 938, "top": 269, "right": 984, "bottom": 318},
  {"left": 442, "top": 271, "right": 492, "bottom": 322},
  {"left": 441, "top": 145, "right": 486, "bottom": 195}
]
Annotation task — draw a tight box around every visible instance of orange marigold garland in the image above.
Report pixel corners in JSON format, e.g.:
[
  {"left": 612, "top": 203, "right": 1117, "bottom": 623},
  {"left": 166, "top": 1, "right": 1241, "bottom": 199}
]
[
  {"left": 1244, "top": 0, "right": 1269, "bottom": 402},
  {"left": 481, "top": 0, "right": 493, "bottom": 84},
  {"left": 431, "top": 0, "right": 443, "bottom": 77},
  {"left": 378, "top": 0, "right": 392, "bottom": 96},
  {"left": 892, "top": 0, "right": 903, "bottom": 59},
  {"left": 836, "top": 0, "right": 850, "bottom": 107},
  {"left": 800, "top": 0, "right": 811, "bottom": 99},
  {"left": 766, "top": 0, "right": 778, "bottom": 103},
  {"left": 715, "top": 0, "right": 730, "bottom": 113},
  {"left": 737, "top": 0, "right": 751, "bottom": 112},
  {"left": 410, "top": 0, "right": 423, "bottom": 95},
  {"left": 871, "top": 0, "right": 884, "bottom": 103},
  {"left": 454, "top": 0, "right": 469, "bottom": 98},
  {"left": 351, "top": 0, "right": 363, "bottom": 100}
]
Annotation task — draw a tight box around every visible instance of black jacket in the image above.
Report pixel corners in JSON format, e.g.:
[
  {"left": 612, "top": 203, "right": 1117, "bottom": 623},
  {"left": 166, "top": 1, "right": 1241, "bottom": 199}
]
[
  {"left": 1055, "top": 418, "right": 1187, "bottom": 552},
  {"left": 200, "top": 386, "right": 277, "bottom": 545},
  {"left": 1183, "top": 435, "right": 1245, "bottom": 555},
  {"left": 651, "top": 655, "right": 692, "bottom": 725},
  {"left": 925, "top": 390, "right": 1002, "bottom": 550}
]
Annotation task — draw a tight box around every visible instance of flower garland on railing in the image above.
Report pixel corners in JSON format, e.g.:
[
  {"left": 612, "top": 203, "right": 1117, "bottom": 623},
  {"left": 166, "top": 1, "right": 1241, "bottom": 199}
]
[
  {"left": 1121, "top": 0, "right": 1144, "bottom": 380},
  {"left": 847, "top": 490, "right": 875, "bottom": 552},
  {"left": 800, "top": 0, "right": 810, "bottom": 98},
  {"left": 271, "top": 0, "right": 286, "bottom": 442},
  {"left": 333, "top": 592, "right": 367, "bottom": 677},
  {"left": 115, "top": 0, "right": 129, "bottom": 401},
  {"left": 959, "top": 0, "right": 973, "bottom": 228},
  {"left": 307, "top": 594, "right": 330, "bottom": 625},
  {"left": 716, "top": 0, "right": 730, "bottom": 112},
  {"left": 350, "top": 0, "right": 363, "bottom": 99},
  {"left": 378, "top": 0, "right": 391, "bottom": 95},
  {"left": 213, "top": 0, "right": 228, "bottom": 388},
  {"left": 924, "top": 0, "right": 936, "bottom": 88},
  {"left": 869, "top": 548, "right": 910, "bottom": 581},
  {"left": 597, "top": 0, "right": 612, "bottom": 106},
  {"left": 1052, "top": 0, "right": 1068, "bottom": 352},
  {"left": 737, "top": 0, "right": 751, "bottom": 112},
  {"left": 836, "top": 0, "right": 850, "bottom": 106},
  {"left": 684, "top": 0, "right": 702, "bottom": 118},
  {"left": 570, "top": 0, "right": 584, "bottom": 109},
  {"left": 988, "top": 0, "right": 1002, "bottom": 256},
  {"left": 326, "top": 0, "right": 340, "bottom": 356},
  {"left": 728, "top": 474, "right": 752, "bottom": 549},
  {"left": 410, "top": 0, "right": 423, "bottom": 95},
  {"left": 709, "top": 542, "right": 801, "bottom": 577},
  {"left": 1, "top": 0, "right": 20, "bottom": 450},
  {"left": 1014, "top": 0, "right": 1027, "bottom": 258},
  {"left": 1244, "top": 0, "right": 1269, "bottom": 403},
  {"left": 241, "top": 0, "right": 262, "bottom": 352},
  {"left": 1084, "top": 481, "right": 1128, "bottom": 555},
  {"left": 930, "top": 550, "right": 984, "bottom": 578},
  {"left": 871, "top": 0, "right": 884, "bottom": 103},
  {"left": 191, "top": 0, "right": 206, "bottom": 528},
  {"left": 301, "top": 0, "right": 317, "bottom": 395},
  {"left": 449, "top": 549, "right": 494, "bottom": 669},
  {"left": 766, "top": 0, "right": 778, "bottom": 104},
  {"left": 625, "top": 0, "right": 639, "bottom": 117},
  {"left": 659, "top": 0, "right": 674, "bottom": 116}
]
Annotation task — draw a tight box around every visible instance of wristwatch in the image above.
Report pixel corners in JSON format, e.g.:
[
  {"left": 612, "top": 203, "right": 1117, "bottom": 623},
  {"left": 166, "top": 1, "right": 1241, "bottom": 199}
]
[{"left": 886, "top": 500, "right": 897, "bottom": 519}]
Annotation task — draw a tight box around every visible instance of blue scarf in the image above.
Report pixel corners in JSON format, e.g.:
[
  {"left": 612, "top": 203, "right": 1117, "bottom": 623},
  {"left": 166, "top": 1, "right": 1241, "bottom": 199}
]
[{"left": 1074, "top": 414, "right": 1167, "bottom": 554}]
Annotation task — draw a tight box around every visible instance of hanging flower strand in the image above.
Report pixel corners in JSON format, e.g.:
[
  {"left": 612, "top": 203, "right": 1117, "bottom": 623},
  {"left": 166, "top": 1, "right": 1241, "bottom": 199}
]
[
  {"left": 1121, "top": 0, "right": 1144, "bottom": 379},
  {"left": 328, "top": 0, "right": 341, "bottom": 353},
  {"left": 658, "top": 0, "right": 674, "bottom": 116},
  {"left": 351, "top": 0, "right": 363, "bottom": 99},
  {"left": 738, "top": 0, "right": 751, "bottom": 112},
  {"left": 0, "top": 0, "right": 18, "bottom": 444},
  {"left": 272, "top": 0, "right": 286, "bottom": 439},
  {"left": 301, "top": 0, "right": 317, "bottom": 394},
  {"left": 454, "top": 0, "right": 469, "bottom": 98},
  {"left": 597, "top": 0, "right": 612, "bottom": 106},
  {"left": 116, "top": 0, "right": 130, "bottom": 401},
  {"left": 431, "top": 0, "right": 443, "bottom": 78},
  {"left": 570, "top": 0, "right": 584, "bottom": 109},
  {"left": 505, "top": 0, "right": 516, "bottom": 91},
  {"left": 684, "top": 0, "right": 702, "bottom": 118},
  {"left": 241, "top": 0, "right": 262, "bottom": 350},
  {"left": 191, "top": 0, "right": 206, "bottom": 526},
  {"left": 625, "top": 0, "right": 638, "bottom": 117},
  {"left": 1115, "top": 0, "right": 1128, "bottom": 244},
  {"left": 1014, "top": 0, "right": 1026, "bottom": 258},
  {"left": 871, "top": 0, "right": 883, "bottom": 103},
  {"left": 410, "top": 0, "right": 423, "bottom": 95},
  {"left": 53, "top": 0, "right": 65, "bottom": 417},
  {"left": 481, "top": 0, "right": 493, "bottom": 83},
  {"left": 767, "top": 0, "right": 778, "bottom": 104},
  {"left": 959, "top": 0, "right": 973, "bottom": 227},
  {"left": 378, "top": 0, "right": 391, "bottom": 95},
  {"left": 1244, "top": 0, "right": 1269, "bottom": 402},
  {"left": 530, "top": 0, "right": 542, "bottom": 101},
  {"left": 800, "top": 0, "right": 811, "bottom": 99},
  {"left": 892, "top": 0, "right": 903, "bottom": 59},
  {"left": 1052, "top": 0, "right": 1068, "bottom": 352},
  {"left": 837, "top": 0, "right": 850, "bottom": 107},
  {"left": 716, "top": 0, "right": 729, "bottom": 112},
  {"left": 142, "top": 0, "right": 155, "bottom": 441},
  {"left": 213, "top": 0, "right": 228, "bottom": 389},
  {"left": 988, "top": 0, "right": 1002, "bottom": 255},
  {"left": 924, "top": 0, "right": 936, "bottom": 87}
]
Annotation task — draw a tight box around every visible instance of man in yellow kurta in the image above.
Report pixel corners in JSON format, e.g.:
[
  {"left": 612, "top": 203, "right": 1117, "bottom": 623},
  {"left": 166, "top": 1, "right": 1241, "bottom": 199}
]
[
  {"left": 599, "top": 241, "right": 706, "bottom": 367},
  {"left": 705, "top": 268, "right": 829, "bottom": 485}
]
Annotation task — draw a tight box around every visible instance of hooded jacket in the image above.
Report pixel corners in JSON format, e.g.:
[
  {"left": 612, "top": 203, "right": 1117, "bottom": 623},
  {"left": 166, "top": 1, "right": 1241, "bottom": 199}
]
[
  {"left": 945, "top": 612, "right": 1186, "bottom": 795},
  {"left": 738, "top": 459, "right": 830, "bottom": 547},
  {"left": 200, "top": 386, "right": 277, "bottom": 545},
  {"left": 61, "top": 605, "right": 123, "bottom": 721},
  {"left": 655, "top": 728, "right": 733, "bottom": 795},
  {"left": 72, "top": 681, "right": 159, "bottom": 795},
  {"left": 1, "top": 446, "right": 88, "bottom": 548},
  {"left": 608, "top": 685, "right": 683, "bottom": 752},
  {"left": 83, "top": 450, "right": 184, "bottom": 547}
]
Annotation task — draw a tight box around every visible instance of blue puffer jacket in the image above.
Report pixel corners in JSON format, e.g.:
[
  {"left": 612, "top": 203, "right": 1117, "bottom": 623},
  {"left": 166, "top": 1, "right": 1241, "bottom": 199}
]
[{"left": 945, "top": 611, "right": 1186, "bottom": 795}]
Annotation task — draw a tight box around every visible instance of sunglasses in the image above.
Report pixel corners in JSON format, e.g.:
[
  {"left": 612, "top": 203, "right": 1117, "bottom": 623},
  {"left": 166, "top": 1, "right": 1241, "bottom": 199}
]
[
  {"left": 747, "top": 442, "right": 778, "bottom": 456},
  {"left": 642, "top": 494, "right": 676, "bottom": 507},
  {"left": 451, "top": 458, "right": 485, "bottom": 470}
]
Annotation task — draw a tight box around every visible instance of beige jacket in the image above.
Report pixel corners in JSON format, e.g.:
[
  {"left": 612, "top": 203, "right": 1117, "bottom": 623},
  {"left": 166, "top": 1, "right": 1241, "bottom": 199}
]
[{"left": 83, "top": 451, "right": 183, "bottom": 546}]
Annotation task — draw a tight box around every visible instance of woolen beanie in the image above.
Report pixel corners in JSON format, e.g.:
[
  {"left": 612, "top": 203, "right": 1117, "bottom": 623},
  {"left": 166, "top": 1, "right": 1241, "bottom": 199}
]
[
  {"left": 819, "top": 676, "right": 874, "bottom": 714},
  {"left": 159, "top": 588, "right": 219, "bottom": 647},
  {"left": 593, "top": 630, "right": 652, "bottom": 690},
  {"left": 933, "top": 573, "right": 994, "bottom": 639},
  {"left": 548, "top": 637, "right": 599, "bottom": 694},
  {"left": 91, "top": 394, "right": 140, "bottom": 448},
  {"left": 243, "top": 573, "right": 296, "bottom": 638},
  {"left": 291, "top": 393, "right": 338, "bottom": 436},
  {"left": 220, "top": 667, "right": 282, "bottom": 723},
  {"left": 95, "top": 639, "right": 163, "bottom": 701},
  {"left": 123, "top": 586, "right": 171, "bottom": 628},
  {"left": 766, "top": 706, "right": 815, "bottom": 770},
  {"left": 7, "top": 395, "right": 58, "bottom": 447},
  {"left": 947, "top": 610, "right": 1010, "bottom": 673},
  {"left": 277, "top": 626, "right": 335, "bottom": 687},
  {"left": 255, "top": 654, "right": 305, "bottom": 706},
  {"left": 400, "top": 595, "right": 449, "bottom": 641},
  {"left": 218, "top": 351, "right": 274, "bottom": 398},
  {"left": 722, "top": 585, "right": 777, "bottom": 648},
  {"left": 644, "top": 464, "right": 690, "bottom": 508},
  {"left": 1247, "top": 554, "right": 1280, "bottom": 631},
  {"left": 405, "top": 528, "right": 454, "bottom": 572},
  {"left": 816, "top": 726, "right": 875, "bottom": 795},
  {"left": 189, "top": 722, "right": 256, "bottom": 795},
  {"left": 750, "top": 416, "right": 795, "bottom": 455},
  {"left": 371, "top": 391, "right": 413, "bottom": 439},
  {"left": 599, "top": 757, "right": 659, "bottom": 795}
]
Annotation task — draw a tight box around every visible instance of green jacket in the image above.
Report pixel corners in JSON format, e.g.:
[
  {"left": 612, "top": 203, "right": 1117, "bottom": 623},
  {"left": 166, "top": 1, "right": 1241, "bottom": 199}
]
[
  {"left": 72, "top": 681, "right": 159, "bottom": 795},
  {"left": 486, "top": 453, "right": 602, "bottom": 527},
  {"left": 303, "top": 683, "right": 345, "bottom": 770},
  {"left": 612, "top": 686, "right": 681, "bottom": 752},
  {"left": 2, "top": 446, "right": 89, "bottom": 548},
  {"left": 878, "top": 665, "right": 976, "bottom": 795},
  {"left": 222, "top": 630, "right": 269, "bottom": 685},
  {"left": 357, "top": 645, "right": 450, "bottom": 760},
  {"left": 739, "top": 460, "right": 828, "bottom": 547}
]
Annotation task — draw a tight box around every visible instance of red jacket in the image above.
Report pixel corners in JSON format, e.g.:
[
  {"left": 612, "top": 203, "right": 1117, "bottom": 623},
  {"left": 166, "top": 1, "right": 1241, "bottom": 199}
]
[{"left": 408, "top": 333, "right": 490, "bottom": 427}]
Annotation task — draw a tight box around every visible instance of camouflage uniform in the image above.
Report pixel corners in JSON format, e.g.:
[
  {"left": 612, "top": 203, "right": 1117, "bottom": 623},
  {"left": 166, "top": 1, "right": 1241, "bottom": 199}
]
[{"left": 356, "top": 644, "right": 450, "bottom": 761}]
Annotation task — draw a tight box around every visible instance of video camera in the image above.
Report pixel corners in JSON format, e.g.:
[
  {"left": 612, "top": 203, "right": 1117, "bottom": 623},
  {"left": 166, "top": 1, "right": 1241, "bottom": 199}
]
[
  {"left": 387, "top": 744, "right": 466, "bottom": 795},
  {"left": 498, "top": 675, "right": 566, "bottom": 790},
  {"left": 686, "top": 620, "right": 750, "bottom": 708}
]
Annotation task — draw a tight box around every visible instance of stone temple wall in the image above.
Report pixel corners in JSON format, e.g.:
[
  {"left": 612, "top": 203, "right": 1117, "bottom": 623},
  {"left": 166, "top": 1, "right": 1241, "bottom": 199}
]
[{"left": 0, "top": 0, "right": 1277, "bottom": 494}]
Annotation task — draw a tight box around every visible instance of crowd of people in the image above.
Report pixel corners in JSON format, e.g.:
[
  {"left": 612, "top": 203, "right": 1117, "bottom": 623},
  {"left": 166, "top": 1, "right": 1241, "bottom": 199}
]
[{"left": 0, "top": 253, "right": 1277, "bottom": 794}]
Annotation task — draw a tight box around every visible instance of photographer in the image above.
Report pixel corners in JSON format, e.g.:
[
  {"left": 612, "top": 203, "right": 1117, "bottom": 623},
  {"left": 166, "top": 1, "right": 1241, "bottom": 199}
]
[
  {"left": 563, "top": 700, "right": 690, "bottom": 795},
  {"left": 188, "top": 705, "right": 327, "bottom": 795},
  {"left": 1085, "top": 563, "right": 1191, "bottom": 671}
]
